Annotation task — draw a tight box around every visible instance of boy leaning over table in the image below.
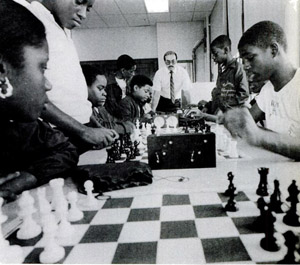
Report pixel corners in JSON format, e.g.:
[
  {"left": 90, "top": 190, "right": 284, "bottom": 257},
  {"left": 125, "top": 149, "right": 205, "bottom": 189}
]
[{"left": 223, "top": 21, "right": 300, "bottom": 160}]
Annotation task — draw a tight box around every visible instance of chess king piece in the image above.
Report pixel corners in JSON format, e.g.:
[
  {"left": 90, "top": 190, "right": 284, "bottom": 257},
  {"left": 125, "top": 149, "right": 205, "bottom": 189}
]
[
  {"left": 0, "top": 197, "right": 24, "bottom": 263},
  {"left": 256, "top": 167, "right": 269, "bottom": 196},
  {"left": 224, "top": 172, "right": 236, "bottom": 196},
  {"left": 278, "top": 230, "right": 299, "bottom": 264},
  {"left": 283, "top": 180, "right": 300, "bottom": 227},
  {"left": 269, "top": 180, "right": 283, "bottom": 213},
  {"left": 260, "top": 204, "right": 279, "bottom": 252}
]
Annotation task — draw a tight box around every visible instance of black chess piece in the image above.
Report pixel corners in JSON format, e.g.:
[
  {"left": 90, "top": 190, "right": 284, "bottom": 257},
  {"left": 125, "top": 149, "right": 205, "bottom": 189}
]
[
  {"left": 256, "top": 167, "right": 269, "bottom": 196},
  {"left": 224, "top": 187, "right": 237, "bottom": 212},
  {"left": 270, "top": 180, "right": 283, "bottom": 213},
  {"left": 151, "top": 124, "right": 156, "bottom": 135},
  {"left": 106, "top": 147, "right": 115, "bottom": 163},
  {"left": 205, "top": 124, "right": 211, "bottom": 133},
  {"left": 283, "top": 180, "right": 300, "bottom": 227},
  {"left": 133, "top": 140, "right": 141, "bottom": 157},
  {"left": 224, "top": 172, "right": 236, "bottom": 196},
  {"left": 184, "top": 125, "right": 189, "bottom": 133},
  {"left": 260, "top": 205, "right": 279, "bottom": 252},
  {"left": 253, "top": 197, "right": 267, "bottom": 233},
  {"left": 278, "top": 231, "right": 298, "bottom": 264}
]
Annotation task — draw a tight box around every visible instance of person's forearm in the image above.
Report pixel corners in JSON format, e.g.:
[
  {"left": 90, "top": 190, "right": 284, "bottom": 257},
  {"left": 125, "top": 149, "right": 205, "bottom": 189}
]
[
  {"left": 41, "top": 101, "right": 86, "bottom": 138},
  {"left": 151, "top": 91, "right": 160, "bottom": 112},
  {"left": 253, "top": 128, "right": 300, "bottom": 160}
]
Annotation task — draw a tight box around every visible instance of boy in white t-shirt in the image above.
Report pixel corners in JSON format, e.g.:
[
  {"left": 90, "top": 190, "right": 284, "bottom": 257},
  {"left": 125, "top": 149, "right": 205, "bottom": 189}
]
[{"left": 223, "top": 21, "right": 300, "bottom": 160}]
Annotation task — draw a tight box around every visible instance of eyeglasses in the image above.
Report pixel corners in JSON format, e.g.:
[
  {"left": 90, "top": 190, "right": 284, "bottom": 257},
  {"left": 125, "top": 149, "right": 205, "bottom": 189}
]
[{"left": 165, "top": 59, "right": 177, "bottom": 65}]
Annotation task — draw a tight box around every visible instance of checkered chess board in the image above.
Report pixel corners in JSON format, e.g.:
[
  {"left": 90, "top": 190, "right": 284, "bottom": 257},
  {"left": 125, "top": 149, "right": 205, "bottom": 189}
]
[{"left": 6, "top": 191, "right": 298, "bottom": 264}]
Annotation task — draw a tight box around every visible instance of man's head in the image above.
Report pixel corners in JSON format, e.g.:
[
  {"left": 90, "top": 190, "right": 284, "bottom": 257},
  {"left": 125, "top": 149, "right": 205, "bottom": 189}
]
[
  {"left": 0, "top": 0, "right": 51, "bottom": 122},
  {"left": 43, "top": 0, "right": 95, "bottom": 29},
  {"left": 238, "top": 21, "right": 287, "bottom": 82},
  {"left": 82, "top": 65, "right": 107, "bottom": 107},
  {"left": 116, "top": 54, "right": 136, "bottom": 81},
  {"left": 210, "top": 35, "right": 231, "bottom": 64},
  {"left": 128, "top": 75, "right": 153, "bottom": 104},
  {"left": 163, "top": 51, "right": 178, "bottom": 72}
]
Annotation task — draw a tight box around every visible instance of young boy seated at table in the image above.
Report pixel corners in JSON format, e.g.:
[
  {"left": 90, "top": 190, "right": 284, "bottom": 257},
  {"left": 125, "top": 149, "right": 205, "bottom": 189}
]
[
  {"left": 193, "top": 35, "right": 249, "bottom": 122},
  {"left": 0, "top": 0, "right": 79, "bottom": 202},
  {"left": 118, "top": 75, "right": 153, "bottom": 124},
  {"left": 82, "top": 65, "right": 135, "bottom": 134},
  {"left": 223, "top": 21, "right": 300, "bottom": 160}
]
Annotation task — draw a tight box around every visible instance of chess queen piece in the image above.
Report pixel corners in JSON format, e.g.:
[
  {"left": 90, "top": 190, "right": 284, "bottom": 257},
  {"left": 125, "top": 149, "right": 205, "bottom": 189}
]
[
  {"left": 256, "top": 167, "right": 269, "bottom": 196},
  {"left": 283, "top": 180, "right": 300, "bottom": 227}
]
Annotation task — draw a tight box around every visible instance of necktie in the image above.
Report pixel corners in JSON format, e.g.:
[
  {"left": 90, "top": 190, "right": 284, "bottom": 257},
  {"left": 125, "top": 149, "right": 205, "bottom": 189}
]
[{"left": 170, "top": 70, "right": 175, "bottom": 103}]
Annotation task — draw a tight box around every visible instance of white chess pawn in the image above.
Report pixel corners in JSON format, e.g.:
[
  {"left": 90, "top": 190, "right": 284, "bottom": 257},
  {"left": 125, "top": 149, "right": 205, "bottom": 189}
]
[
  {"left": 67, "top": 191, "right": 83, "bottom": 222},
  {"left": 83, "top": 180, "right": 98, "bottom": 209},
  {"left": 0, "top": 197, "right": 24, "bottom": 264},
  {"left": 17, "top": 191, "right": 42, "bottom": 240},
  {"left": 56, "top": 199, "right": 74, "bottom": 239},
  {"left": 39, "top": 213, "right": 65, "bottom": 264}
]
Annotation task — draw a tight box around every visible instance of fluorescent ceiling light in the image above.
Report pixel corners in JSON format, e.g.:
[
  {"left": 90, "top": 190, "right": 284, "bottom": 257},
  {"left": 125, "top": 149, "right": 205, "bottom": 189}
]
[{"left": 144, "top": 0, "right": 169, "bottom": 13}]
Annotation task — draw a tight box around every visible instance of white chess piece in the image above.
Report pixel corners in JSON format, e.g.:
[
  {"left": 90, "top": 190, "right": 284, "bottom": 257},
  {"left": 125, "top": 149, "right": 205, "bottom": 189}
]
[
  {"left": 39, "top": 213, "right": 65, "bottom": 264},
  {"left": 67, "top": 191, "right": 83, "bottom": 222},
  {"left": 228, "top": 139, "right": 239, "bottom": 158},
  {"left": 49, "top": 178, "right": 67, "bottom": 211},
  {"left": 83, "top": 180, "right": 98, "bottom": 209},
  {"left": 56, "top": 199, "right": 74, "bottom": 239},
  {"left": 0, "top": 197, "right": 24, "bottom": 263},
  {"left": 17, "top": 191, "right": 42, "bottom": 240}
]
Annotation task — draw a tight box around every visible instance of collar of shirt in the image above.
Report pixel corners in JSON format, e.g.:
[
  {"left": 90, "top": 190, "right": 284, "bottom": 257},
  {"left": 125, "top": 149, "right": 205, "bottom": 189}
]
[{"left": 30, "top": 1, "right": 71, "bottom": 36}]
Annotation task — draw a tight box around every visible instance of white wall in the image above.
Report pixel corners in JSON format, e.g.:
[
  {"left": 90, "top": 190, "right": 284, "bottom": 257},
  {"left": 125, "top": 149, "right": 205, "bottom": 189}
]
[
  {"left": 72, "top": 26, "right": 157, "bottom": 61},
  {"left": 156, "top": 22, "right": 203, "bottom": 68}
]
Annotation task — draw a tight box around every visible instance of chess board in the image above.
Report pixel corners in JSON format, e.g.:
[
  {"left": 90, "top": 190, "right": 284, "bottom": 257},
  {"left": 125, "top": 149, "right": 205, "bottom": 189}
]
[{"left": 6, "top": 191, "right": 300, "bottom": 264}]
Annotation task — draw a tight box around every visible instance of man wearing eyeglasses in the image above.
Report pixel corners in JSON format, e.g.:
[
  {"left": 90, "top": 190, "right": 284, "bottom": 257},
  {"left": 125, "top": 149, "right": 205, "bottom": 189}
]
[{"left": 151, "top": 51, "right": 191, "bottom": 113}]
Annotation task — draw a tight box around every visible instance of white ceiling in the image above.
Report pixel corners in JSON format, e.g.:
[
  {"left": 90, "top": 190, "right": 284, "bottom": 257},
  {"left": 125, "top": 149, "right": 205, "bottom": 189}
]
[{"left": 81, "top": 0, "right": 217, "bottom": 29}]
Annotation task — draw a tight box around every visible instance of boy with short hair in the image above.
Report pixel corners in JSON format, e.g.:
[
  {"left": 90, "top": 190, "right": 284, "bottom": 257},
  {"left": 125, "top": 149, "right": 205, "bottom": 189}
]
[
  {"left": 199, "top": 35, "right": 249, "bottom": 121},
  {"left": 224, "top": 21, "right": 300, "bottom": 160},
  {"left": 118, "top": 75, "right": 153, "bottom": 123},
  {"left": 82, "top": 64, "right": 135, "bottom": 134},
  {"left": 105, "top": 54, "right": 136, "bottom": 117}
]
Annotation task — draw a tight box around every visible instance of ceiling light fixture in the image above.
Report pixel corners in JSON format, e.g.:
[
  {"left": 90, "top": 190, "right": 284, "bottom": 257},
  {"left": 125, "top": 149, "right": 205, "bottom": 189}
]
[{"left": 144, "top": 0, "right": 169, "bottom": 13}]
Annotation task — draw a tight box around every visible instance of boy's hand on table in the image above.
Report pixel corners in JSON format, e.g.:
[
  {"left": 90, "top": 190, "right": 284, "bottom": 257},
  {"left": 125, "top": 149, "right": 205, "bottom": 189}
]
[
  {"left": 82, "top": 127, "right": 119, "bottom": 148},
  {"left": 223, "top": 107, "right": 260, "bottom": 145},
  {"left": 0, "top": 172, "right": 37, "bottom": 202}
]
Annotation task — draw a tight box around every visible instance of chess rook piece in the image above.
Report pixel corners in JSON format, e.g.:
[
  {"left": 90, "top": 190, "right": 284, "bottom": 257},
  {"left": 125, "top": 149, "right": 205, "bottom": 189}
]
[
  {"left": 224, "top": 172, "right": 236, "bottom": 196},
  {"left": 260, "top": 205, "right": 279, "bottom": 252},
  {"left": 256, "top": 167, "right": 269, "bottom": 196},
  {"left": 106, "top": 147, "right": 115, "bottom": 163},
  {"left": 283, "top": 180, "right": 300, "bottom": 227},
  {"left": 269, "top": 180, "right": 283, "bottom": 213},
  {"left": 278, "top": 230, "right": 298, "bottom": 264}
]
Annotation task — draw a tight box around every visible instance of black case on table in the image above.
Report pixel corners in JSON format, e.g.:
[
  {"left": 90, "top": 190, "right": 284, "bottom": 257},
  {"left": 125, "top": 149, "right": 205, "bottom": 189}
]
[{"left": 147, "top": 132, "right": 216, "bottom": 169}]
